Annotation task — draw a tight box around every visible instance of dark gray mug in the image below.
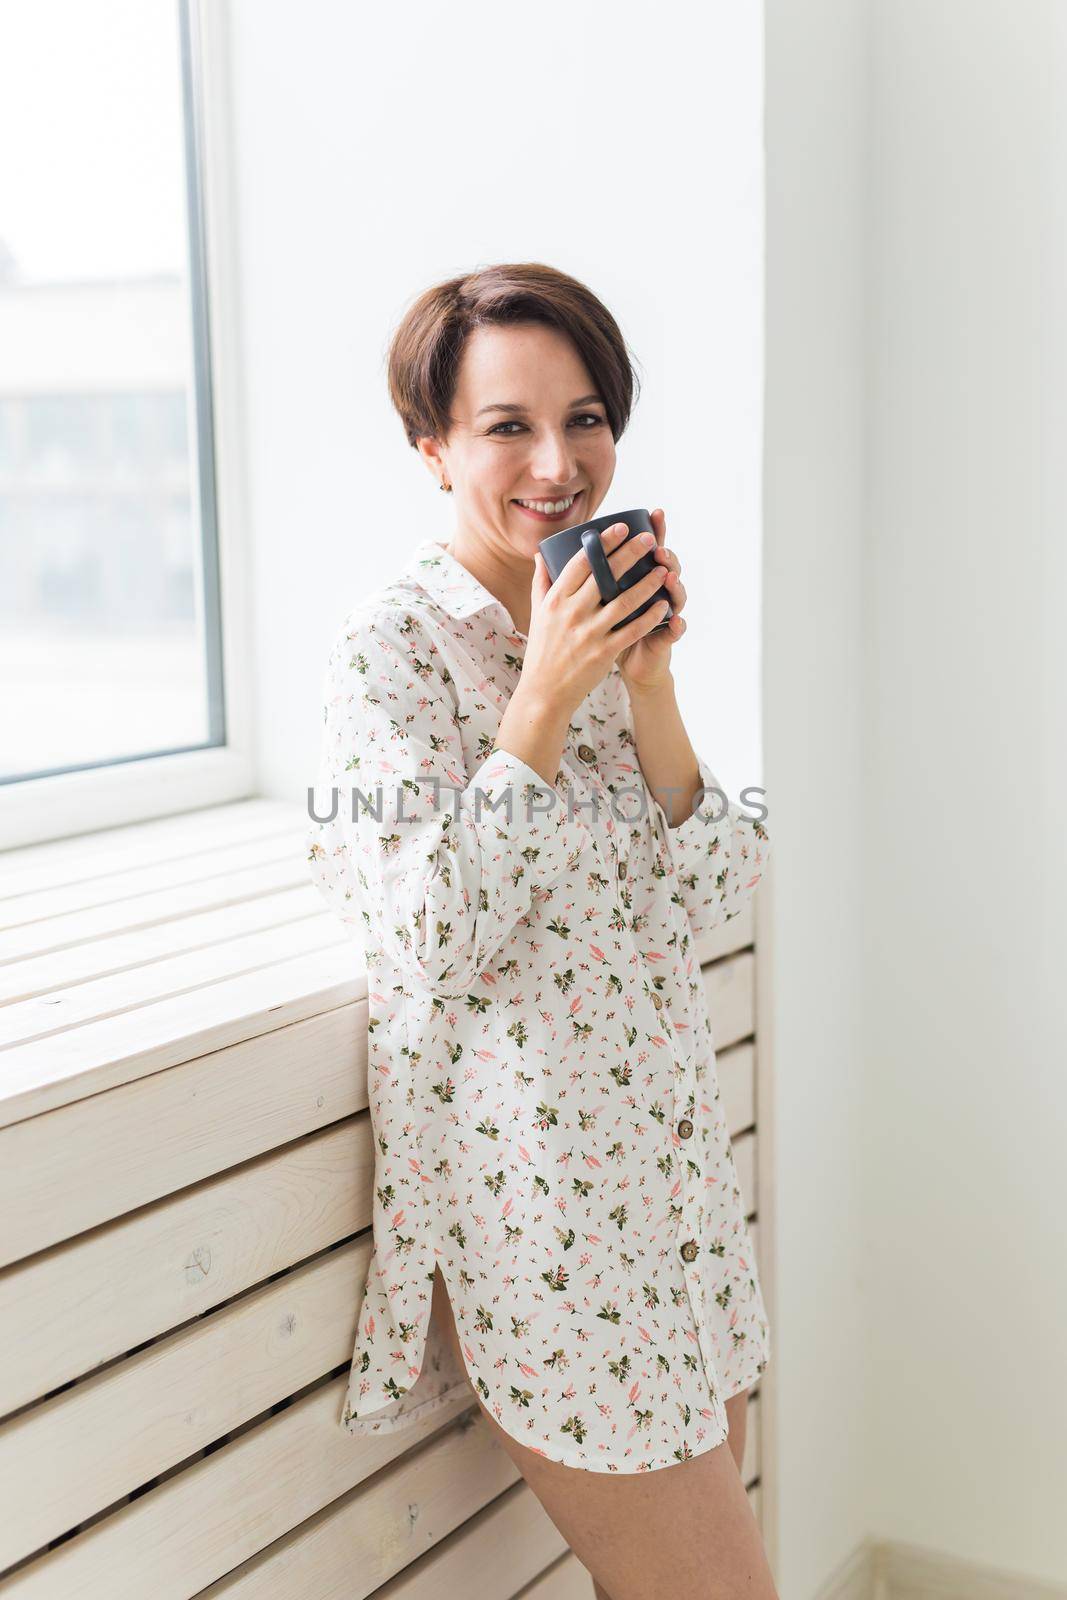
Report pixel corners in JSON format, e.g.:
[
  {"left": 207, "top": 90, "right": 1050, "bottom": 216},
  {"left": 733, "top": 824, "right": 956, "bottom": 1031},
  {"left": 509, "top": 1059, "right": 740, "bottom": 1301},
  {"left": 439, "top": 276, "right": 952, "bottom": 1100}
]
[{"left": 538, "top": 507, "right": 673, "bottom": 632}]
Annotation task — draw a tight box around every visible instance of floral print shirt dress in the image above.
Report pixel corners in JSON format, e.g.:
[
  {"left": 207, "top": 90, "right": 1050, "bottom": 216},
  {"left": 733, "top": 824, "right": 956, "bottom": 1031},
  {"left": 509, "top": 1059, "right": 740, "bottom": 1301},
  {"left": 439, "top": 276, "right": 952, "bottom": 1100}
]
[{"left": 305, "top": 536, "right": 772, "bottom": 1473}]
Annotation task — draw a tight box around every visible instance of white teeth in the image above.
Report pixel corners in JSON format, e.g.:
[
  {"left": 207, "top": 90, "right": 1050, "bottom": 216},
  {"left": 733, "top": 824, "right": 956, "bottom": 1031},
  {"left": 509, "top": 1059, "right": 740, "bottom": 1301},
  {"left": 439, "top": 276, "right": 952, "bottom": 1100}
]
[{"left": 516, "top": 494, "right": 577, "bottom": 515}]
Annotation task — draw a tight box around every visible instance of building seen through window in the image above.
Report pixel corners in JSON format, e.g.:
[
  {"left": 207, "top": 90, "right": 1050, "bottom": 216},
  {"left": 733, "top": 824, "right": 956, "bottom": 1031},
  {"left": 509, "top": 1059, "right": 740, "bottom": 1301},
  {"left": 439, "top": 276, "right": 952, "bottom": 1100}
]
[{"left": 0, "top": 0, "right": 223, "bottom": 785}]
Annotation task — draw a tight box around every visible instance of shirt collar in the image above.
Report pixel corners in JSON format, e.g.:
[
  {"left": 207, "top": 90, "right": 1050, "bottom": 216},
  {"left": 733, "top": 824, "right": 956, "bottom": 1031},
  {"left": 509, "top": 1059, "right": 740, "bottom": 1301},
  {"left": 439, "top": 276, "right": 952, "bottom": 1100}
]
[{"left": 405, "top": 537, "right": 506, "bottom": 622}]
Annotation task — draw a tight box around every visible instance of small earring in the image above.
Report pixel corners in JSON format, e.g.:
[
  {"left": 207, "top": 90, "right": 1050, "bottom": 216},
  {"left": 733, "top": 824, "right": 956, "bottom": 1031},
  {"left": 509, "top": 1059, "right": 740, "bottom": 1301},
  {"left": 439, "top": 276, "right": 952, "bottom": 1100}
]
[{"left": 439, "top": 480, "right": 452, "bottom": 493}]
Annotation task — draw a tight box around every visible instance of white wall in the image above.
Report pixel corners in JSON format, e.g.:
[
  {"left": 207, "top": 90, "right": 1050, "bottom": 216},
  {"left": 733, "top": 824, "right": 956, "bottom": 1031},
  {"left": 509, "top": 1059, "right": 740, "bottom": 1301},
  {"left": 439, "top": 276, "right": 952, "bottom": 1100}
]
[
  {"left": 766, "top": 0, "right": 1067, "bottom": 1591},
  {"left": 763, "top": 1, "right": 873, "bottom": 1593},
  {"left": 225, "top": 0, "right": 767, "bottom": 811},
  {"left": 862, "top": 0, "right": 1067, "bottom": 1582}
]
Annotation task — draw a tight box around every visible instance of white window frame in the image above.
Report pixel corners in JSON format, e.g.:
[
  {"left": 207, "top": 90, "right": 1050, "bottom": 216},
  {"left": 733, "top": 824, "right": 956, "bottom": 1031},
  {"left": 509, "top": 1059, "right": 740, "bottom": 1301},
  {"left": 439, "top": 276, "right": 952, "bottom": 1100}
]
[{"left": 1, "top": 0, "right": 254, "bottom": 851}]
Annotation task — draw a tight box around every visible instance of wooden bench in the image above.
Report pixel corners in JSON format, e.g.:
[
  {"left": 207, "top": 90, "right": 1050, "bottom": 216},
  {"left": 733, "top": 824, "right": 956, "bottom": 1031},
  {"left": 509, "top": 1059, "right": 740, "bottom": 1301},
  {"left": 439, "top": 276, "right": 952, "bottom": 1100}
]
[{"left": 0, "top": 797, "right": 766, "bottom": 1597}]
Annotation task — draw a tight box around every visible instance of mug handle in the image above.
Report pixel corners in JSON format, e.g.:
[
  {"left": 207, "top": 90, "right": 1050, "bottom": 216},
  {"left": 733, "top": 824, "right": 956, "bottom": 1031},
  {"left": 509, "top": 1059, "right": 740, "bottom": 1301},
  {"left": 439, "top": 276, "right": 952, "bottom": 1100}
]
[{"left": 581, "top": 527, "right": 621, "bottom": 603}]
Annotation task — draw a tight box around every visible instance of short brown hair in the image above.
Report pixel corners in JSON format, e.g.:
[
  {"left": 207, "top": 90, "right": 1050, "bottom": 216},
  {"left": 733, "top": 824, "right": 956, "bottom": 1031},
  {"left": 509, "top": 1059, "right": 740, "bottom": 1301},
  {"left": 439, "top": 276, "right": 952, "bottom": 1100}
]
[{"left": 386, "top": 262, "right": 642, "bottom": 448}]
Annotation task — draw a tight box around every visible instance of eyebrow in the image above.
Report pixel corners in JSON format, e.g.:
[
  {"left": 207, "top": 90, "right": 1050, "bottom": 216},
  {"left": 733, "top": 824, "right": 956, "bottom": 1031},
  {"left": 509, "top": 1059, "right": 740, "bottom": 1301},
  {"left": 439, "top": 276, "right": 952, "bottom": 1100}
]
[{"left": 475, "top": 393, "right": 604, "bottom": 418}]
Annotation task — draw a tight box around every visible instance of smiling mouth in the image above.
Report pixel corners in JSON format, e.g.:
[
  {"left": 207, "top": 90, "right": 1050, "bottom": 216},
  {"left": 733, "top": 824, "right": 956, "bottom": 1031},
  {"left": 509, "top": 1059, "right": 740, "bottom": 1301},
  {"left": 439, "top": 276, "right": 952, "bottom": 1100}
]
[{"left": 512, "top": 491, "right": 583, "bottom": 519}]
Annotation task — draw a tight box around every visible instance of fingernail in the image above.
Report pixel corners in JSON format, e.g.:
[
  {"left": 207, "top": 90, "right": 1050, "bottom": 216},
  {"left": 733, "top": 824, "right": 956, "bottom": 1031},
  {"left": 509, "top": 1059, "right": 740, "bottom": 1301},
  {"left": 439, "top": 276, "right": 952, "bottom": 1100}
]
[{"left": 640, "top": 531, "right": 655, "bottom": 546}]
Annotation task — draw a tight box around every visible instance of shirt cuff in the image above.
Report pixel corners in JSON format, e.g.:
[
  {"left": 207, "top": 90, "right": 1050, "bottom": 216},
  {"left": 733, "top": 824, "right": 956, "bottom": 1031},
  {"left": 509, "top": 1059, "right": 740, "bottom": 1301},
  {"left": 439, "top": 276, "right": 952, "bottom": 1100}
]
[
  {"left": 463, "top": 747, "right": 593, "bottom": 890},
  {"left": 650, "top": 752, "right": 725, "bottom": 841}
]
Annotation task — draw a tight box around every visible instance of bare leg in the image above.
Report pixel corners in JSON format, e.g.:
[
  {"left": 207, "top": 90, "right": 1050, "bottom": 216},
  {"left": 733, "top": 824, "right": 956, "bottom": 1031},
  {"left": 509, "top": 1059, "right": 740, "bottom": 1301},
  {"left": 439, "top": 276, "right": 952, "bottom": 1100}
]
[
  {"left": 589, "top": 1388, "right": 751, "bottom": 1600},
  {"left": 723, "top": 1387, "right": 750, "bottom": 1478},
  {"left": 431, "top": 1266, "right": 778, "bottom": 1600}
]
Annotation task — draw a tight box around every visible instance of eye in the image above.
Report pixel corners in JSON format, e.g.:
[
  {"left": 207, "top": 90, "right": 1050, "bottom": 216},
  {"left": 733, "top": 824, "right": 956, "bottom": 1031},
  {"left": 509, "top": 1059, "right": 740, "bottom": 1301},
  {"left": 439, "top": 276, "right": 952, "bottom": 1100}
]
[{"left": 488, "top": 413, "right": 606, "bottom": 437}]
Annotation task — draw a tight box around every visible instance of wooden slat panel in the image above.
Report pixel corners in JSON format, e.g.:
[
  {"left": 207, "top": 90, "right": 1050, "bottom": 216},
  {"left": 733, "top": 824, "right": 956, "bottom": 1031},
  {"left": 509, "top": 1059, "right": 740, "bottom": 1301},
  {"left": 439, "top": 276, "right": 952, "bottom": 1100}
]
[
  {"left": 516, "top": 1553, "right": 594, "bottom": 1600},
  {"left": 0, "top": 828, "right": 310, "bottom": 937},
  {"left": 0, "top": 1377, "right": 473, "bottom": 1600},
  {"left": 0, "top": 1116, "right": 373, "bottom": 1415},
  {"left": 732, "top": 1128, "right": 757, "bottom": 1219},
  {"left": 0, "top": 799, "right": 295, "bottom": 901},
  {"left": 0, "top": 884, "right": 325, "bottom": 1006},
  {"left": 0, "top": 854, "right": 318, "bottom": 968},
  {"left": 0, "top": 1001, "right": 367, "bottom": 1267},
  {"left": 716, "top": 1041, "right": 755, "bottom": 1137},
  {"left": 0, "top": 916, "right": 347, "bottom": 1049},
  {"left": 0, "top": 1237, "right": 373, "bottom": 1569},
  {"left": 701, "top": 951, "right": 755, "bottom": 1052},
  {"left": 369, "top": 1481, "right": 567, "bottom": 1600},
  {"left": 0, "top": 940, "right": 365, "bottom": 1126},
  {"left": 748, "top": 1217, "right": 762, "bottom": 1278},
  {"left": 196, "top": 1410, "right": 517, "bottom": 1599}
]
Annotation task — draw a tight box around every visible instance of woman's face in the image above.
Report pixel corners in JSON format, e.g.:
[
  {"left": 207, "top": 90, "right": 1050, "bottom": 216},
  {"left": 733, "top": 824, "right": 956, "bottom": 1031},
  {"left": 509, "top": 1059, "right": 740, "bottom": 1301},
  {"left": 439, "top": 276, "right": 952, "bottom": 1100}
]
[{"left": 418, "top": 322, "right": 617, "bottom": 559}]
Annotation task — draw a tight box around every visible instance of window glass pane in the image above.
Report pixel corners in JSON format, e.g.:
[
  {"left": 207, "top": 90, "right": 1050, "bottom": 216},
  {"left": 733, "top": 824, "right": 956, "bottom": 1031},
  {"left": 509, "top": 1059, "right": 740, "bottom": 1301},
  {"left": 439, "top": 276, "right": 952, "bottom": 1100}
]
[{"left": 0, "top": 0, "right": 223, "bottom": 784}]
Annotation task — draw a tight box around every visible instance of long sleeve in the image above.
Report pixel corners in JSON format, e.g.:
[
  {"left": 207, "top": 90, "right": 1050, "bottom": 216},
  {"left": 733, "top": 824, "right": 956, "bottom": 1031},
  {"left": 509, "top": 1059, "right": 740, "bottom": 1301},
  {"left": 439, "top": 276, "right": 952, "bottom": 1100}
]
[
  {"left": 650, "top": 751, "right": 771, "bottom": 941},
  {"left": 305, "top": 605, "right": 594, "bottom": 998}
]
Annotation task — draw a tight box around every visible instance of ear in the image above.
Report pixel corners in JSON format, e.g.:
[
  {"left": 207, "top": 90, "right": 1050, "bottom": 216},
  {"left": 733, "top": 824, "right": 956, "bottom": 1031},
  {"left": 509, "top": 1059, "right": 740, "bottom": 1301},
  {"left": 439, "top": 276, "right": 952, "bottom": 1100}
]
[{"left": 415, "top": 435, "right": 447, "bottom": 483}]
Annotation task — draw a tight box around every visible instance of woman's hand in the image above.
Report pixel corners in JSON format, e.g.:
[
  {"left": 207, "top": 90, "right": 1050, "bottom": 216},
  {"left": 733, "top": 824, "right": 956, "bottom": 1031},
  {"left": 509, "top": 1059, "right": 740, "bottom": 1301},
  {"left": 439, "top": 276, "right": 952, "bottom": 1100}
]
[
  {"left": 521, "top": 521, "right": 676, "bottom": 723},
  {"left": 615, "top": 508, "right": 687, "bottom": 695}
]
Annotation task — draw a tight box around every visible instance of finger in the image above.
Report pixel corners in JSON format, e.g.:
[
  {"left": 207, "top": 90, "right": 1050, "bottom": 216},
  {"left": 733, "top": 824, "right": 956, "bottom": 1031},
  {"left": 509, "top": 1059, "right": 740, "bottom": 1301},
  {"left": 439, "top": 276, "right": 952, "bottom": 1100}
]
[
  {"left": 609, "top": 527, "right": 659, "bottom": 583},
  {"left": 662, "top": 572, "right": 687, "bottom": 614},
  {"left": 652, "top": 544, "right": 680, "bottom": 577},
  {"left": 556, "top": 523, "right": 631, "bottom": 601},
  {"left": 573, "top": 524, "right": 645, "bottom": 613},
  {"left": 650, "top": 508, "right": 667, "bottom": 548},
  {"left": 613, "top": 593, "right": 674, "bottom": 654},
  {"left": 531, "top": 550, "right": 553, "bottom": 605},
  {"left": 601, "top": 562, "right": 672, "bottom": 630}
]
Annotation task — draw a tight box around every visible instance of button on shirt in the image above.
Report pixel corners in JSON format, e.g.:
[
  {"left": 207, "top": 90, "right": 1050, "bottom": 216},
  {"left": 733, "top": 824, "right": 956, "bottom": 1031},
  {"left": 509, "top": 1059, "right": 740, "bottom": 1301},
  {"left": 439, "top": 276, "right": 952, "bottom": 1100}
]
[{"left": 306, "top": 536, "right": 772, "bottom": 1473}]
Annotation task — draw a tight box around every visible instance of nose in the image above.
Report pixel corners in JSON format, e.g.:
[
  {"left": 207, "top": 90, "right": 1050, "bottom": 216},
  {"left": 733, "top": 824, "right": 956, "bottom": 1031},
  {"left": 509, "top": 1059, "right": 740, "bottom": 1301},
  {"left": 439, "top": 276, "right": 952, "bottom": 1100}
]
[{"left": 528, "top": 427, "right": 580, "bottom": 489}]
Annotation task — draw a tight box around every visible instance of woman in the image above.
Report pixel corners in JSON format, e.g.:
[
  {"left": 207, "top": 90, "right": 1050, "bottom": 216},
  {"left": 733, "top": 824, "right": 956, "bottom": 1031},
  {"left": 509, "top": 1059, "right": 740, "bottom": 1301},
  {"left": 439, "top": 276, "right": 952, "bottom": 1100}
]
[{"left": 306, "top": 262, "right": 776, "bottom": 1599}]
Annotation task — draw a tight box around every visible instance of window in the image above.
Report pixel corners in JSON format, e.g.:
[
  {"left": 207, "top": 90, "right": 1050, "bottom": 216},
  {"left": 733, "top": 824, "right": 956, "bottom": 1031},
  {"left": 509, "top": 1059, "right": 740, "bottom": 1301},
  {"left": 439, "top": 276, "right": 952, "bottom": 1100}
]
[{"left": 0, "top": 0, "right": 246, "bottom": 846}]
